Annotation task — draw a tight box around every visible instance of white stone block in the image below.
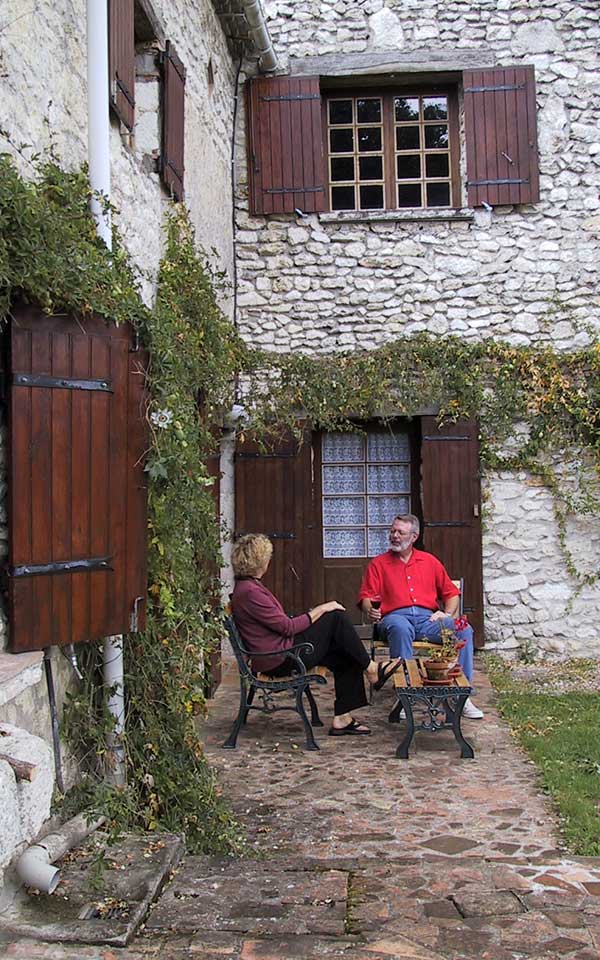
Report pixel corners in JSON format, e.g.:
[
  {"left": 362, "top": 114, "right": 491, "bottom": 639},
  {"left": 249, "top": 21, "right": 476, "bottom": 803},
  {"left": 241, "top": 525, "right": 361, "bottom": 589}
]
[{"left": 487, "top": 573, "right": 529, "bottom": 593}]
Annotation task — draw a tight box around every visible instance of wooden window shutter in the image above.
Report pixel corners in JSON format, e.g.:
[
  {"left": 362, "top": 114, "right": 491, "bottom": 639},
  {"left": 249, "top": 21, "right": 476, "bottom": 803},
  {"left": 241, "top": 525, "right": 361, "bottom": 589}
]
[
  {"left": 108, "top": 0, "right": 135, "bottom": 131},
  {"left": 6, "top": 306, "right": 149, "bottom": 653},
  {"left": 420, "top": 417, "right": 484, "bottom": 646},
  {"left": 160, "top": 40, "right": 186, "bottom": 201},
  {"left": 464, "top": 66, "right": 539, "bottom": 207},
  {"left": 246, "top": 75, "right": 325, "bottom": 215}
]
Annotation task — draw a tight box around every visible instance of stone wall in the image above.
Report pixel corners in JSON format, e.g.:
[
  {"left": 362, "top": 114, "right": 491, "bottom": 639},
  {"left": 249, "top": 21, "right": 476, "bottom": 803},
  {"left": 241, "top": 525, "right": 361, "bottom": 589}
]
[{"left": 232, "top": 0, "right": 600, "bottom": 655}]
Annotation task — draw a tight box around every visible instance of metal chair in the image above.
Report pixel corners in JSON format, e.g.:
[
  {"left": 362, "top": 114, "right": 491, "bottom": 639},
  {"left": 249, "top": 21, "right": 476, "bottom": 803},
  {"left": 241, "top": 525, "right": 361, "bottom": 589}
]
[{"left": 222, "top": 616, "right": 328, "bottom": 752}]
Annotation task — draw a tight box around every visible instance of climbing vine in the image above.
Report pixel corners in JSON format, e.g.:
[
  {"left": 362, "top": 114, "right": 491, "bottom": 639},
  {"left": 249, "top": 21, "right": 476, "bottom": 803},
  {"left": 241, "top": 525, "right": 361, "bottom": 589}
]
[{"left": 0, "top": 154, "right": 598, "bottom": 847}]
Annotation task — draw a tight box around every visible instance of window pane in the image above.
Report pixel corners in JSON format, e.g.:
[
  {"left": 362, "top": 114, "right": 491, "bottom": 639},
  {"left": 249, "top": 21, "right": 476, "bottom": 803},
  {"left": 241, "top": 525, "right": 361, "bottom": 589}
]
[
  {"left": 359, "top": 155, "right": 383, "bottom": 180},
  {"left": 424, "top": 124, "right": 449, "bottom": 149},
  {"left": 331, "top": 156, "right": 355, "bottom": 181},
  {"left": 322, "top": 464, "right": 365, "bottom": 494},
  {"left": 398, "top": 183, "right": 422, "bottom": 207},
  {"left": 368, "top": 495, "right": 411, "bottom": 525},
  {"left": 329, "top": 99, "right": 353, "bottom": 124},
  {"left": 396, "top": 126, "right": 420, "bottom": 150},
  {"left": 367, "top": 430, "right": 410, "bottom": 461},
  {"left": 330, "top": 128, "right": 354, "bottom": 153},
  {"left": 360, "top": 184, "right": 384, "bottom": 209},
  {"left": 426, "top": 182, "right": 451, "bottom": 207},
  {"left": 368, "top": 528, "right": 390, "bottom": 557},
  {"left": 394, "top": 97, "right": 419, "bottom": 121},
  {"left": 358, "top": 127, "right": 382, "bottom": 152},
  {"left": 357, "top": 98, "right": 382, "bottom": 123},
  {"left": 324, "top": 528, "right": 365, "bottom": 558},
  {"left": 397, "top": 154, "right": 421, "bottom": 179},
  {"left": 323, "top": 497, "right": 365, "bottom": 525},
  {"left": 368, "top": 463, "right": 411, "bottom": 493},
  {"left": 422, "top": 96, "right": 448, "bottom": 120},
  {"left": 425, "top": 154, "right": 449, "bottom": 178},
  {"left": 331, "top": 185, "right": 355, "bottom": 210},
  {"left": 322, "top": 432, "right": 365, "bottom": 462}
]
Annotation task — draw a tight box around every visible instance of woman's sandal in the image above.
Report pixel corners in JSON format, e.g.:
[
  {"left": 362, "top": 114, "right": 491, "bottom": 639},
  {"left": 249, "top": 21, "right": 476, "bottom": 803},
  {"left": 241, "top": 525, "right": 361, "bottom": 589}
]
[
  {"left": 328, "top": 718, "right": 371, "bottom": 737},
  {"left": 373, "top": 659, "right": 402, "bottom": 692}
]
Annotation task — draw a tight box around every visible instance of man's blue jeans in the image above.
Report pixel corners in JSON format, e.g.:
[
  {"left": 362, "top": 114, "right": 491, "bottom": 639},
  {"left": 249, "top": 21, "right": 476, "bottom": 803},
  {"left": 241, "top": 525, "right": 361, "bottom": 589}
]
[{"left": 381, "top": 606, "right": 474, "bottom": 682}]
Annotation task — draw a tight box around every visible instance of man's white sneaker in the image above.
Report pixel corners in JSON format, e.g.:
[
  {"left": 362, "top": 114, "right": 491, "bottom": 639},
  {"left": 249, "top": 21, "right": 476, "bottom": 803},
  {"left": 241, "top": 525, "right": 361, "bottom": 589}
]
[{"left": 462, "top": 697, "right": 484, "bottom": 719}]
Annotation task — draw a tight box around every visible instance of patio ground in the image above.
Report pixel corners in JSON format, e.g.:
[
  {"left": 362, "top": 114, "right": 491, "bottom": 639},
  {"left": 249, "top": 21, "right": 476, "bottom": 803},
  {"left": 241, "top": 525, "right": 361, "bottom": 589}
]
[{"left": 3, "top": 657, "right": 600, "bottom": 959}]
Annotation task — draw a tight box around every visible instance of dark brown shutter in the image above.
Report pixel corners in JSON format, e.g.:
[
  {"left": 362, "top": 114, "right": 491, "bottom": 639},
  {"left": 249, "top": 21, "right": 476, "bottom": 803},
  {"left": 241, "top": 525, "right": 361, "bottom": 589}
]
[
  {"left": 7, "top": 306, "right": 149, "bottom": 653},
  {"left": 464, "top": 66, "right": 539, "bottom": 207},
  {"left": 234, "top": 430, "right": 313, "bottom": 615},
  {"left": 246, "top": 75, "right": 325, "bottom": 215},
  {"left": 420, "top": 418, "right": 484, "bottom": 646},
  {"left": 109, "top": 0, "right": 135, "bottom": 131},
  {"left": 160, "top": 41, "right": 186, "bottom": 201}
]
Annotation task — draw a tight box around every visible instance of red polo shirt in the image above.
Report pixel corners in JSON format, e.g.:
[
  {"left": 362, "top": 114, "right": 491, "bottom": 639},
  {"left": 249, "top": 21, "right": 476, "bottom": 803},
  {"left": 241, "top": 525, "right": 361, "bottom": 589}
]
[{"left": 357, "top": 548, "right": 459, "bottom": 615}]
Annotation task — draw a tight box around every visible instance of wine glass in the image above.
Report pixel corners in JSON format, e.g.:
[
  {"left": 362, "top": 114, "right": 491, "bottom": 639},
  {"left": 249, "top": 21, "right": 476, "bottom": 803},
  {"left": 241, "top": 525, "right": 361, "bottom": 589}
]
[{"left": 370, "top": 595, "right": 382, "bottom": 611}]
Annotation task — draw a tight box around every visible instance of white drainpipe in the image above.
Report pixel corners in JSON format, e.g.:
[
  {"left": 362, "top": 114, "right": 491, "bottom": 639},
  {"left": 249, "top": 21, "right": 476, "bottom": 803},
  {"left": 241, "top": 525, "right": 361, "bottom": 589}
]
[
  {"left": 240, "top": 0, "right": 278, "bottom": 73},
  {"left": 87, "top": 0, "right": 125, "bottom": 786},
  {"left": 15, "top": 813, "right": 105, "bottom": 894}
]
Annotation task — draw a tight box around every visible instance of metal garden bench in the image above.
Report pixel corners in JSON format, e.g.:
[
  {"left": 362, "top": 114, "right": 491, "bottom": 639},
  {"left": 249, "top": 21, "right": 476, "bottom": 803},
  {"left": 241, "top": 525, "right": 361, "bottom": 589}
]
[{"left": 222, "top": 616, "right": 329, "bottom": 752}]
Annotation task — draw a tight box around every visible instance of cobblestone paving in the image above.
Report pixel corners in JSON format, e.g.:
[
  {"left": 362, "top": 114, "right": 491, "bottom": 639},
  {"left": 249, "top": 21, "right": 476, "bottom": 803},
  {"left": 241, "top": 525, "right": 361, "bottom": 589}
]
[{"left": 4, "top": 659, "right": 600, "bottom": 959}]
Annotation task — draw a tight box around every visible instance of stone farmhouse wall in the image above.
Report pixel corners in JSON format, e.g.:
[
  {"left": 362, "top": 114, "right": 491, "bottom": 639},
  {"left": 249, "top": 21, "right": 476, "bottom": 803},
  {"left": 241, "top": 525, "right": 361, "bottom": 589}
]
[{"left": 232, "top": 0, "right": 600, "bottom": 657}]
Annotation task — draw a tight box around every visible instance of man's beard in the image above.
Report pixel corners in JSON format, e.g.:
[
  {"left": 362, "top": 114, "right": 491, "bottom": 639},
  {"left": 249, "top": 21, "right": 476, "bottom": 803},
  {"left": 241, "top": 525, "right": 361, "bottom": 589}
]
[{"left": 390, "top": 539, "right": 413, "bottom": 553}]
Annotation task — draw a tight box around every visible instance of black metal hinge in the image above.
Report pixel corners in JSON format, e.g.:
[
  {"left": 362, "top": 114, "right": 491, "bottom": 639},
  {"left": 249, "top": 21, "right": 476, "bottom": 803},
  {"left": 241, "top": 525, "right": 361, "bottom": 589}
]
[
  {"left": 9, "top": 556, "right": 112, "bottom": 578},
  {"left": 12, "top": 374, "right": 112, "bottom": 392},
  {"left": 235, "top": 452, "right": 298, "bottom": 459},
  {"left": 464, "top": 84, "right": 525, "bottom": 93},
  {"left": 259, "top": 94, "right": 320, "bottom": 102},
  {"left": 114, "top": 75, "right": 135, "bottom": 108},
  {"left": 235, "top": 531, "right": 296, "bottom": 540},
  {"left": 422, "top": 435, "right": 471, "bottom": 441},
  {"left": 467, "top": 178, "right": 529, "bottom": 186},
  {"left": 264, "top": 186, "right": 324, "bottom": 195},
  {"left": 423, "top": 522, "right": 467, "bottom": 528}
]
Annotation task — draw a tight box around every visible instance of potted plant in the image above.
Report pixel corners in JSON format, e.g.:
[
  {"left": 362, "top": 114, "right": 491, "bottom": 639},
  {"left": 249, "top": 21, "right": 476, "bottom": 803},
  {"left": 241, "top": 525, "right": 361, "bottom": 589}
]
[{"left": 423, "top": 627, "right": 466, "bottom": 681}]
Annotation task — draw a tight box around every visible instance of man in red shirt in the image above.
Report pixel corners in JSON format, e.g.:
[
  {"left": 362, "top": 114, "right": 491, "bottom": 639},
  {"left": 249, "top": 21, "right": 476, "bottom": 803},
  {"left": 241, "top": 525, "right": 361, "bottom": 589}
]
[{"left": 358, "top": 514, "right": 483, "bottom": 719}]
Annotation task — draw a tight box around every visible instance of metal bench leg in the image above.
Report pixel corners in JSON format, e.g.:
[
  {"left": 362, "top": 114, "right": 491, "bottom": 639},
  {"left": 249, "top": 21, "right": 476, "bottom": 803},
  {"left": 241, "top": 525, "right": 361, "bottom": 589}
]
[
  {"left": 305, "top": 686, "right": 323, "bottom": 726},
  {"left": 223, "top": 679, "right": 251, "bottom": 749},
  {"left": 295, "top": 686, "right": 319, "bottom": 751},
  {"left": 395, "top": 696, "right": 415, "bottom": 759},
  {"left": 446, "top": 694, "right": 475, "bottom": 759},
  {"left": 243, "top": 684, "right": 256, "bottom": 723}
]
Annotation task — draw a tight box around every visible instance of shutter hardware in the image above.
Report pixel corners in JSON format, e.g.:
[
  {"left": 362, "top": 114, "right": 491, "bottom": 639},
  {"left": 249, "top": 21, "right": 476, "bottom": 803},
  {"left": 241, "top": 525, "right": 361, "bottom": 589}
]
[
  {"left": 423, "top": 435, "right": 471, "bottom": 441},
  {"left": 235, "top": 452, "right": 298, "bottom": 459},
  {"left": 265, "top": 186, "right": 324, "bottom": 195},
  {"left": 9, "top": 556, "right": 113, "bottom": 578},
  {"left": 235, "top": 531, "right": 296, "bottom": 540},
  {"left": 130, "top": 596, "right": 144, "bottom": 632},
  {"left": 464, "top": 83, "right": 525, "bottom": 93},
  {"left": 259, "top": 94, "right": 320, "bottom": 102},
  {"left": 13, "top": 374, "right": 112, "bottom": 392},
  {"left": 112, "top": 76, "right": 135, "bottom": 109},
  {"left": 423, "top": 522, "right": 467, "bottom": 528},
  {"left": 467, "top": 178, "right": 529, "bottom": 186}
]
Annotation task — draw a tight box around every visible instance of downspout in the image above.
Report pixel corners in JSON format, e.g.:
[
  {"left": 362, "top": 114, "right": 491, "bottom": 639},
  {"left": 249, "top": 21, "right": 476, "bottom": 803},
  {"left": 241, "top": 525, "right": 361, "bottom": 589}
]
[
  {"left": 240, "top": 0, "right": 278, "bottom": 73},
  {"left": 87, "top": 0, "right": 126, "bottom": 786},
  {"left": 15, "top": 813, "right": 105, "bottom": 895}
]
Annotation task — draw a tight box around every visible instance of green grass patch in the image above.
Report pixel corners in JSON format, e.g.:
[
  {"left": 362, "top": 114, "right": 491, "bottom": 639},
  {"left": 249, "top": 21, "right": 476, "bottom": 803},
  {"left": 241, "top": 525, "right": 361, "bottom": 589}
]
[{"left": 488, "top": 657, "right": 600, "bottom": 856}]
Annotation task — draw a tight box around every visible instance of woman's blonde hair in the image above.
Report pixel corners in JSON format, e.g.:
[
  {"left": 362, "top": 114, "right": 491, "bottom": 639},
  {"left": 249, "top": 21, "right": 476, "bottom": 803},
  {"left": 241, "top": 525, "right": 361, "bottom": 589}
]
[{"left": 231, "top": 533, "right": 273, "bottom": 577}]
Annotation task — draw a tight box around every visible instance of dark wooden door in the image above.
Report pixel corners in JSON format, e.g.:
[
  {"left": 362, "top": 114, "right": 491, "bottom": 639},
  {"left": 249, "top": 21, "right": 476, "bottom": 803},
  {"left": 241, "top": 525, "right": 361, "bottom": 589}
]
[
  {"left": 6, "top": 305, "right": 149, "bottom": 653},
  {"left": 234, "top": 430, "right": 315, "bottom": 616},
  {"left": 421, "top": 417, "right": 484, "bottom": 645}
]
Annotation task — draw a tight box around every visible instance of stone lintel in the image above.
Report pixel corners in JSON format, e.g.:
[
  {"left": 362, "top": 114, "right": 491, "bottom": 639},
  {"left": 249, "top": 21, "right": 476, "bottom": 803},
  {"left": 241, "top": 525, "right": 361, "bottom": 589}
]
[
  {"left": 289, "top": 49, "right": 498, "bottom": 80},
  {"left": 319, "top": 208, "right": 475, "bottom": 225}
]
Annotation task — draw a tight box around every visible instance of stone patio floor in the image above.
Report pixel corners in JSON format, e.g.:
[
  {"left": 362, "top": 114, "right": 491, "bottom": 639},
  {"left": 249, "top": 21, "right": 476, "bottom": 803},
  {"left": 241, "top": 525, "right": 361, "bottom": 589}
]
[{"left": 4, "top": 657, "right": 600, "bottom": 959}]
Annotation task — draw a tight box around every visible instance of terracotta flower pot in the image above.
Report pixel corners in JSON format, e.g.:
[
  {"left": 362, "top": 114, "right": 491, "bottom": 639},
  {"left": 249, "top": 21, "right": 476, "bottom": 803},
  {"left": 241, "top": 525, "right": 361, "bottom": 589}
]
[{"left": 424, "top": 659, "right": 453, "bottom": 681}]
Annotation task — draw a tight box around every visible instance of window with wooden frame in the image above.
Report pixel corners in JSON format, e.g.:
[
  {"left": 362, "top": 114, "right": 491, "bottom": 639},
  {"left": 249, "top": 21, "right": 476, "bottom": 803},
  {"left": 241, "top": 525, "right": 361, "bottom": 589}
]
[
  {"left": 246, "top": 67, "right": 539, "bottom": 215},
  {"left": 324, "top": 88, "right": 460, "bottom": 212}
]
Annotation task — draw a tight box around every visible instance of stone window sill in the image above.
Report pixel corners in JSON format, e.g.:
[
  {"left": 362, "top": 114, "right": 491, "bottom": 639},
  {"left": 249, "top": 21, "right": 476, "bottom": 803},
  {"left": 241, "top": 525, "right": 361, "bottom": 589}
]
[
  {"left": 0, "top": 650, "right": 43, "bottom": 708},
  {"left": 319, "top": 208, "right": 475, "bottom": 225}
]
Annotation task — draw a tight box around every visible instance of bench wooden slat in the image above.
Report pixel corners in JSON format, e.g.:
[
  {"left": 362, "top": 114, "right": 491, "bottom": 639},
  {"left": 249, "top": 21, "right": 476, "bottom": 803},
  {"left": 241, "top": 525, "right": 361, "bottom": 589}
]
[
  {"left": 455, "top": 671, "right": 470, "bottom": 687},
  {"left": 256, "top": 665, "right": 331, "bottom": 682},
  {"left": 405, "top": 658, "right": 422, "bottom": 688},
  {"left": 393, "top": 665, "right": 407, "bottom": 688}
]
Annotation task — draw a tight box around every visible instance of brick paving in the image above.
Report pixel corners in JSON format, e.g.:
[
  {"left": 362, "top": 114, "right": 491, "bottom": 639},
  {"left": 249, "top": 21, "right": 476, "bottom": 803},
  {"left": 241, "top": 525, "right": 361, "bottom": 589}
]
[{"left": 4, "top": 658, "right": 600, "bottom": 959}]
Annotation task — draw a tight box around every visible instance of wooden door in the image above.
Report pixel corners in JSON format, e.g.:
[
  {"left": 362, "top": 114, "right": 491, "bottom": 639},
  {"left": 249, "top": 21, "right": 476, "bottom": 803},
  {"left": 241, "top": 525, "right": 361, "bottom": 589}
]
[
  {"left": 234, "top": 430, "right": 314, "bottom": 616},
  {"left": 421, "top": 417, "right": 484, "bottom": 645},
  {"left": 6, "top": 305, "right": 149, "bottom": 652}
]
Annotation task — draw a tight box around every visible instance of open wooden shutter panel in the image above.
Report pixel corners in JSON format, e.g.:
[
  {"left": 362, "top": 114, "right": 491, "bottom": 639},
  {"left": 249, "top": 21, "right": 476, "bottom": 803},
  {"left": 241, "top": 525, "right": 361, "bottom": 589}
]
[
  {"left": 464, "top": 65, "right": 539, "bottom": 207},
  {"left": 109, "top": 0, "right": 135, "bottom": 131},
  {"left": 420, "top": 417, "right": 484, "bottom": 646},
  {"left": 246, "top": 75, "right": 326, "bottom": 215},
  {"left": 6, "top": 306, "right": 149, "bottom": 653},
  {"left": 160, "top": 40, "right": 186, "bottom": 201}
]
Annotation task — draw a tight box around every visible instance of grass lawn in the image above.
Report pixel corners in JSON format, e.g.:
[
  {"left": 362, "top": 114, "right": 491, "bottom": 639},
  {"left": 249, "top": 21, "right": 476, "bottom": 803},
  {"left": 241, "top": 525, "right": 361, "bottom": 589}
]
[{"left": 487, "top": 656, "right": 600, "bottom": 856}]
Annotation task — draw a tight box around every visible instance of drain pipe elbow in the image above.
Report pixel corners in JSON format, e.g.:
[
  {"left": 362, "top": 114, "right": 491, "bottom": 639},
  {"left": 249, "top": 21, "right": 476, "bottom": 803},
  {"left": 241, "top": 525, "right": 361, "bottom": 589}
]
[
  {"left": 16, "top": 846, "right": 60, "bottom": 895},
  {"left": 241, "top": 0, "right": 278, "bottom": 73}
]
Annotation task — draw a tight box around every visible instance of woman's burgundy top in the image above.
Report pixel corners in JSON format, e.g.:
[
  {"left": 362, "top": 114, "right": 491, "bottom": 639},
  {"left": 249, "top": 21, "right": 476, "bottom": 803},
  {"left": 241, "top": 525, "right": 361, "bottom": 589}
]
[{"left": 231, "top": 577, "right": 311, "bottom": 672}]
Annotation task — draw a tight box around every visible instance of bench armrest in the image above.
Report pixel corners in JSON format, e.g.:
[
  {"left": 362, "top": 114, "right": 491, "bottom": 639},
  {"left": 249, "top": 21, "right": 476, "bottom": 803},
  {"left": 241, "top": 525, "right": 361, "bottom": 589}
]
[{"left": 245, "top": 641, "right": 316, "bottom": 675}]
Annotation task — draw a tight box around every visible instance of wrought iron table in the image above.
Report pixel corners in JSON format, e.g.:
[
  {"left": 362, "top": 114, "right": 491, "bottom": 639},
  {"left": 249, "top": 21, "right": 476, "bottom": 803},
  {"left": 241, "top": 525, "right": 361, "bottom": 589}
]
[{"left": 391, "top": 658, "right": 475, "bottom": 760}]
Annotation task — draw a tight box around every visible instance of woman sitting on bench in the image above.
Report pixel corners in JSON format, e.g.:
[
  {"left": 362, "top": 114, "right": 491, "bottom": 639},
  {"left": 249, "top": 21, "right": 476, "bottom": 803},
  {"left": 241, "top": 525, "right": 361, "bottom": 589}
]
[{"left": 231, "top": 533, "right": 400, "bottom": 737}]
